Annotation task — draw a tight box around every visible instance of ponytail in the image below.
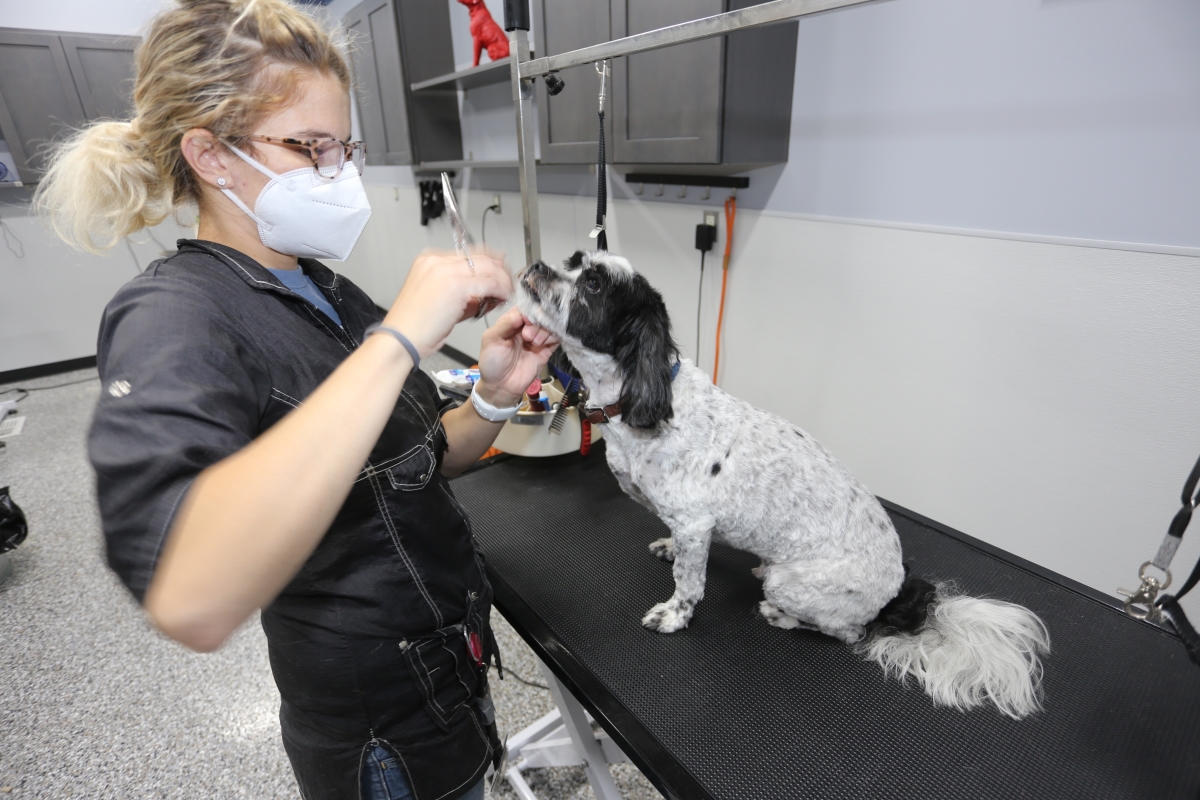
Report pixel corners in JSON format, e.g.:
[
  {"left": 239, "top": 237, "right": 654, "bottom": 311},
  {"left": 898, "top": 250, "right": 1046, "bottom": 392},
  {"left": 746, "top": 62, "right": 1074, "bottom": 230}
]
[{"left": 34, "top": 120, "right": 171, "bottom": 254}]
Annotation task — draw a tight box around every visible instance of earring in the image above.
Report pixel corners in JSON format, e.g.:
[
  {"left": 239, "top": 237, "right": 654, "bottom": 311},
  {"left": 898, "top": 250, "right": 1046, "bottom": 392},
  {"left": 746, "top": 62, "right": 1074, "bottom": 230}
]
[{"left": 217, "top": 178, "right": 227, "bottom": 187}]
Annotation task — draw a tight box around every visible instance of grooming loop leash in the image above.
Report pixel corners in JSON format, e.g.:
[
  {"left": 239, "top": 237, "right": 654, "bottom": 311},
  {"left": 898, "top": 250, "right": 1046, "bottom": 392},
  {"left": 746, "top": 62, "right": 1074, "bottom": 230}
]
[
  {"left": 590, "top": 60, "right": 610, "bottom": 252},
  {"left": 1119, "top": 451, "right": 1200, "bottom": 666}
]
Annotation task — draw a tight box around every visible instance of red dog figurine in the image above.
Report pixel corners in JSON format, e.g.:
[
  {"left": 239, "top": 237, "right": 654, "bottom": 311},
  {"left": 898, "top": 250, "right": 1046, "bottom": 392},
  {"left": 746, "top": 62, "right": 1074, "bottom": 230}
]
[{"left": 458, "top": 0, "right": 509, "bottom": 67}]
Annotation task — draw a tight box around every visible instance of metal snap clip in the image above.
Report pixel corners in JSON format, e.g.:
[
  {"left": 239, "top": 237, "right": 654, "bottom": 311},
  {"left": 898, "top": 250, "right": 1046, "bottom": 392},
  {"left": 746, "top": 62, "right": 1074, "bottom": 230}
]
[{"left": 1118, "top": 561, "right": 1172, "bottom": 621}]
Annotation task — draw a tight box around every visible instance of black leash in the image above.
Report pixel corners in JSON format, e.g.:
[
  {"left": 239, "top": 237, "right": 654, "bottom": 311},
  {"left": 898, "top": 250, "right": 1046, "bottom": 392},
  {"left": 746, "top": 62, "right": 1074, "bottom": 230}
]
[
  {"left": 1120, "top": 451, "right": 1200, "bottom": 666},
  {"left": 590, "top": 60, "right": 610, "bottom": 252}
]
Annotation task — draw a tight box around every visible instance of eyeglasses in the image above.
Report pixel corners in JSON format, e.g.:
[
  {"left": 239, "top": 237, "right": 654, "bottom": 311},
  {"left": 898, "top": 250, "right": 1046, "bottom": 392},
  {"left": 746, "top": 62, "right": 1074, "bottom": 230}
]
[{"left": 245, "top": 135, "right": 367, "bottom": 179}]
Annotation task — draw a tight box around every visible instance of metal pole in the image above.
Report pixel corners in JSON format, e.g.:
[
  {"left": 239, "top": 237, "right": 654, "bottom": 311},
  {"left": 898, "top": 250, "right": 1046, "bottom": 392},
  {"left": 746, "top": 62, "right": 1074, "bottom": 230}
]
[
  {"left": 505, "top": 3, "right": 541, "bottom": 268},
  {"left": 520, "top": 0, "right": 873, "bottom": 79},
  {"left": 538, "top": 659, "right": 624, "bottom": 800}
]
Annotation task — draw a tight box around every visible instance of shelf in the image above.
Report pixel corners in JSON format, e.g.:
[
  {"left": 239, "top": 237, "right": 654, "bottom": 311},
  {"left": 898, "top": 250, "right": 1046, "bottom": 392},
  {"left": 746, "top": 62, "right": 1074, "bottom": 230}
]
[{"left": 411, "top": 56, "right": 516, "bottom": 92}]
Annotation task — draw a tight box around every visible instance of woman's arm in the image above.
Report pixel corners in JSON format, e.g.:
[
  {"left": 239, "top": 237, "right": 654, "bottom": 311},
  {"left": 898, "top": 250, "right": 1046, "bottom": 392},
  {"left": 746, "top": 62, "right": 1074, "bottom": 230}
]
[
  {"left": 439, "top": 308, "right": 559, "bottom": 477},
  {"left": 144, "top": 251, "right": 509, "bottom": 652}
]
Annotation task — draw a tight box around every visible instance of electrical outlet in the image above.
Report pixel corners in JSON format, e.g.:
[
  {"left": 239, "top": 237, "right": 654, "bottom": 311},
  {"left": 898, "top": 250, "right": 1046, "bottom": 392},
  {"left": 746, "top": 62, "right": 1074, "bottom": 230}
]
[
  {"left": 703, "top": 211, "right": 717, "bottom": 228},
  {"left": 492, "top": 194, "right": 502, "bottom": 213}
]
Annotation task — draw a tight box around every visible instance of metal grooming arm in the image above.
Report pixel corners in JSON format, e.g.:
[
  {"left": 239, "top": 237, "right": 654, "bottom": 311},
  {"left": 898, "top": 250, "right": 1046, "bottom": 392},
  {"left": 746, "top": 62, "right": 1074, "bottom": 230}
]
[{"left": 503, "top": 0, "right": 876, "bottom": 267}]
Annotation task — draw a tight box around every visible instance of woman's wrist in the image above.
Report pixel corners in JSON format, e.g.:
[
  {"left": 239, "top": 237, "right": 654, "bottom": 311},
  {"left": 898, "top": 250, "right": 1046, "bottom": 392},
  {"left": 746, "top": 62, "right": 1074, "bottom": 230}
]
[
  {"left": 362, "top": 326, "right": 416, "bottom": 371},
  {"left": 472, "top": 380, "right": 522, "bottom": 413},
  {"left": 366, "top": 323, "right": 422, "bottom": 368}
]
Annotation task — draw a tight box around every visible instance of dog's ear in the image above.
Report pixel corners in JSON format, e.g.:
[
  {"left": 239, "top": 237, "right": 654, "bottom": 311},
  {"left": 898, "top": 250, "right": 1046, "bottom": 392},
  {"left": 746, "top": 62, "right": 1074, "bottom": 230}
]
[{"left": 615, "top": 293, "right": 679, "bottom": 429}]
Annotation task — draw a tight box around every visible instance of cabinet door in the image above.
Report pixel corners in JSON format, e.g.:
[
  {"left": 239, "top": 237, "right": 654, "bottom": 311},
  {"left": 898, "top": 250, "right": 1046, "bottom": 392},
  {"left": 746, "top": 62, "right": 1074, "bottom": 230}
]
[
  {"left": 534, "top": 0, "right": 613, "bottom": 165},
  {"left": 394, "top": 0, "right": 461, "bottom": 165},
  {"left": 345, "top": 0, "right": 413, "bottom": 166},
  {"left": 0, "top": 29, "right": 87, "bottom": 181},
  {"left": 612, "top": 0, "right": 724, "bottom": 164},
  {"left": 61, "top": 35, "right": 138, "bottom": 121}
]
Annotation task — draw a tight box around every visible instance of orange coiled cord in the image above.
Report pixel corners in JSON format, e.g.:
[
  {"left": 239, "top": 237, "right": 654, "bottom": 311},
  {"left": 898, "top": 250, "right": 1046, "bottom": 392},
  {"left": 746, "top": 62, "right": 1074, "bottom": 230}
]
[{"left": 712, "top": 195, "right": 736, "bottom": 385}]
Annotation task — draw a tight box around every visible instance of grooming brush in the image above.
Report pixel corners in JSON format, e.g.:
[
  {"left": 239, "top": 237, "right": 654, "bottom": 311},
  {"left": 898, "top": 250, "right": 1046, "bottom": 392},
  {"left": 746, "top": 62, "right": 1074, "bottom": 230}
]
[{"left": 548, "top": 375, "right": 580, "bottom": 435}]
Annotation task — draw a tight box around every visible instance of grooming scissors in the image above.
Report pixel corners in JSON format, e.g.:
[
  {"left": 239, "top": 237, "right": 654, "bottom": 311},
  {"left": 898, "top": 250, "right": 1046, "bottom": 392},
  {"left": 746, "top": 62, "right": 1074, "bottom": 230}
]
[{"left": 441, "top": 172, "right": 503, "bottom": 319}]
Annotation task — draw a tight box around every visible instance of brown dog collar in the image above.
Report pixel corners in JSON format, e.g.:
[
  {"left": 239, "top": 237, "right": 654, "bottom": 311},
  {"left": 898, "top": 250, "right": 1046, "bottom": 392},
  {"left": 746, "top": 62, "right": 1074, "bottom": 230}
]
[
  {"left": 580, "top": 361, "right": 681, "bottom": 424},
  {"left": 584, "top": 402, "right": 622, "bottom": 424}
]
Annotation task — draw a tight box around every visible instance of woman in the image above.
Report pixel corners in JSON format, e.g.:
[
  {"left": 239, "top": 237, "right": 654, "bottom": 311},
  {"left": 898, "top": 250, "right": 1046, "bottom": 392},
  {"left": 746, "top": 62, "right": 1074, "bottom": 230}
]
[{"left": 34, "top": 2, "right": 557, "bottom": 798}]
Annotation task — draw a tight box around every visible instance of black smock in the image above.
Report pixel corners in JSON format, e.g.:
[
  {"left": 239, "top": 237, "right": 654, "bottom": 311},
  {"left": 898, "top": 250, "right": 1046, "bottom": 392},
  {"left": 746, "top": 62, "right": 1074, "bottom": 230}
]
[{"left": 89, "top": 240, "right": 498, "bottom": 800}]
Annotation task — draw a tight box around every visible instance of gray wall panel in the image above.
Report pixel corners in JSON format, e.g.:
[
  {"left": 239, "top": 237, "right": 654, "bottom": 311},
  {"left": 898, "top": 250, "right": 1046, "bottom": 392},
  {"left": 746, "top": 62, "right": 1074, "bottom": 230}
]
[{"left": 749, "top": 0, "right": 1200, "bottom": 248}]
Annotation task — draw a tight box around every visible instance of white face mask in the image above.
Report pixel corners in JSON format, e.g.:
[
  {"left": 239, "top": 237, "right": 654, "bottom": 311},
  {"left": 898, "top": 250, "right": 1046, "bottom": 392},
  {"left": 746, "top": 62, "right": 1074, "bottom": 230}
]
[{"left": 221, "top": 143, "right": 372, "bottom": 262}]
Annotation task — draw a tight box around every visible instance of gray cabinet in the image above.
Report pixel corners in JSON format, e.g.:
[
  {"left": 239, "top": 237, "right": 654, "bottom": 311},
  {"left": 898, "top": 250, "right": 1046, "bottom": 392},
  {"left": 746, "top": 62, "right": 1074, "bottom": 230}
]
[
  {"left": 533, "top": 0, "right": 614, "bottom": 164},
  {"left": 0, "top": 30, "right": 84, "bottom": 181},
  {"left": 533, "top": 0, "right": 797, "bottom": 168},
  {"left": 61, "top": 35, "right": 138, "bottom": 120},
  {"left": 344, "top": 0, "right": 462, "bottom": 167},
  {"left": 345, "top": 0, "right": 413, "bottom": 165},
  {"left": 394, "top": 0, "right": 462, "bottom": 166},
  {"left": 0, "top": 29, "right": 138, "bottom": 182},
  {"left": 613, "top": 0, "right": 724, "bottom": 164}
]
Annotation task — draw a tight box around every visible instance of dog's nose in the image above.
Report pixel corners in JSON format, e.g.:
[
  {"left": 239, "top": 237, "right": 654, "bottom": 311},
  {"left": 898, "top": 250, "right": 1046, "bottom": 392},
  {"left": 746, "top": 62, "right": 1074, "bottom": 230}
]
[{"left": 528, "top": 260, "right": 550, "bottom": 277}]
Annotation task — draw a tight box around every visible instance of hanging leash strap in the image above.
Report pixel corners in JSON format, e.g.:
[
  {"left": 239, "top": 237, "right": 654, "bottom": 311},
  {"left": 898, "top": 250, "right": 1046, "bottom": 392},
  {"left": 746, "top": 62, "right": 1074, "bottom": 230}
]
[
  {"left": 589, "top": 60, "right": 610, "bottom": 252},
  {"left": 1119, "top": 451, "right": 1200, "bottom": 666}
]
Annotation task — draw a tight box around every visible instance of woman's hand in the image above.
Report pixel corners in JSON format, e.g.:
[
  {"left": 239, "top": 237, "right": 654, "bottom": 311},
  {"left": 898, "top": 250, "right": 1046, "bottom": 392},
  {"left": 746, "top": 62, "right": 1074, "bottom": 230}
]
[
  {"left": 438, "top": 308, "right": 559, "bottom": 476},
  {"left": 474, "top": 307, "right": 560, "bottom": 408},
  {"left": 382, "top": 249, "right": 511, "bottom": 357}
]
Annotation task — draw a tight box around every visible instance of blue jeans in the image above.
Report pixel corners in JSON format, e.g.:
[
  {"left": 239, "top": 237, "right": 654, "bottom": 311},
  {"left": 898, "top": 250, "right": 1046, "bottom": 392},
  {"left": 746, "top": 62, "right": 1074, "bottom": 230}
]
[{"left": 360, "top": 743, "right": 486, "bottom": 800}]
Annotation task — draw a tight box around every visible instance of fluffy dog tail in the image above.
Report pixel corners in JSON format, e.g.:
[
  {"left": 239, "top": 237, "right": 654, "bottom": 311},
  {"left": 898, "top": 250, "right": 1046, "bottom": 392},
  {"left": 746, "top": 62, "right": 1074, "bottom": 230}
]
[{"left": 858, "top": 569, "right": 1050, "bottom": 719}]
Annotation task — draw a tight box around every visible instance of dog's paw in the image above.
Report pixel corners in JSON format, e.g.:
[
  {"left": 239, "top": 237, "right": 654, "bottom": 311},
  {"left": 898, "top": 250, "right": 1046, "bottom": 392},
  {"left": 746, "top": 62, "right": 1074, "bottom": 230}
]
[
  {"left": 642, "top": 600, "right": 694, "bottom": 633},
  {"left": 758, "top": 601, "right": 803, "bottom": 630},
  {"left": 648, "top": 537, "right": 676, "bottom": 563}
]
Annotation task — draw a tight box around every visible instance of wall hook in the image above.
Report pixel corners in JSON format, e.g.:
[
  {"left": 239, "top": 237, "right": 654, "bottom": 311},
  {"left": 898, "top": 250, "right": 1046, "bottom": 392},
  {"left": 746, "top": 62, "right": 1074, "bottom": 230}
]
[
  {"left": 701, "top": 186, "right": 711, "bottom": 200},
  {"left": 636, "top": 183, "right": 644, "bottom": 195},
  {"left": 655, "top": 184, "right": 664, "bottom": 197},
  {"left": 677, "top": 184, "right": 687, "bottom": 198}
]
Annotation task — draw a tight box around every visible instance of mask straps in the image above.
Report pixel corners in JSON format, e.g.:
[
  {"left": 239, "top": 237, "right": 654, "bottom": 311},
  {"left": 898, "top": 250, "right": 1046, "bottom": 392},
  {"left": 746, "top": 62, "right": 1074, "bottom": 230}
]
[{"left": 219, "top": 142, "right": 289, "bottom": 231}]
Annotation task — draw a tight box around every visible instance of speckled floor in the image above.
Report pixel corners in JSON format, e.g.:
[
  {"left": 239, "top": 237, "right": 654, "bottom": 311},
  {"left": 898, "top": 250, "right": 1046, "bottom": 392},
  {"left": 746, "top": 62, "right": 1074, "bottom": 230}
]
[{"left": 0, "top": 359, "right": 660, "bottom": 800}]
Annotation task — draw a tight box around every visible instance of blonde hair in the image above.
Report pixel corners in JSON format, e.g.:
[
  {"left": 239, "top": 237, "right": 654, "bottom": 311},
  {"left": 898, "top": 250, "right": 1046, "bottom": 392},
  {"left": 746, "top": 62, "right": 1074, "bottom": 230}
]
[{"left": 34, "top": 0, "right": 351, "bottom": 253}]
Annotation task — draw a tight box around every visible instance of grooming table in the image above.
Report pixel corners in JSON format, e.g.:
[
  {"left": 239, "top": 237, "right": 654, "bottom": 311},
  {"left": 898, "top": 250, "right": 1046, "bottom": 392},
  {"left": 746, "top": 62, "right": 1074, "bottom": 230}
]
[{"left": 452, "top": 443, "right": 1200, "bottom": 800}]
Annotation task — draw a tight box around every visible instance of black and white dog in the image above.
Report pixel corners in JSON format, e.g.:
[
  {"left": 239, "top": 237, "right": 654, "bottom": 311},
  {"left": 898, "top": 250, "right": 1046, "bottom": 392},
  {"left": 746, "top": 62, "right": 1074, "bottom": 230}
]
[{"left": 516, "top": 250, "right": 1050, "bottom": 719}]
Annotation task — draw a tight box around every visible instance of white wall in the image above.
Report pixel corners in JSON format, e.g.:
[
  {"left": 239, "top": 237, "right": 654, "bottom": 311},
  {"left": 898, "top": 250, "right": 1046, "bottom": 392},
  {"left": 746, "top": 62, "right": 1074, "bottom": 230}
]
[
  {"left": 0, "top": 0, "right": 170, "bottom": 35},
  {"left": 0, "top": 205, "right": 195, "bottom": 372}
]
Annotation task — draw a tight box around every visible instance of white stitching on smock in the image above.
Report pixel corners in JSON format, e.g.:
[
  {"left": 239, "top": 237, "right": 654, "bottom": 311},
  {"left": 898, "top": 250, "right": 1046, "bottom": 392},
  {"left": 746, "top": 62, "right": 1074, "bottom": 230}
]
[{"left": 365, "top": 470, "right": 444, "bottom": 627}]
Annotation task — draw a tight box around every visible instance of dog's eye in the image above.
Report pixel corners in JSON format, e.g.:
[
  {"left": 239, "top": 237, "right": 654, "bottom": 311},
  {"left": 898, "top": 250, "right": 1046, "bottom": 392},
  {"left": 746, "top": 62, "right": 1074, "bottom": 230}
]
[{"left": 584, "top": 278, "right": 601, "bottom": 294}]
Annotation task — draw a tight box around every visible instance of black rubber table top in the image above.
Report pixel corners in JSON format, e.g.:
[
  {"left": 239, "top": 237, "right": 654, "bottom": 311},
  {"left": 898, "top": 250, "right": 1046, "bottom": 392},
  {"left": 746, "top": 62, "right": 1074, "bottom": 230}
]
[{"left": 452, "top": 444, "right": 1200, "bottom": 800}]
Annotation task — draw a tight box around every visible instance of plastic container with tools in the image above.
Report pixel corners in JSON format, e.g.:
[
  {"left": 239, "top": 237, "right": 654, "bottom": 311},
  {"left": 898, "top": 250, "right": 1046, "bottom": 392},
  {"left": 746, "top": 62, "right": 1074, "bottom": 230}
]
[
  {"left": 432, "top": 370, "right": 599, "bottom": 458},
  {"left": 492, "top": 378, "right": 600, "bottom": 457}
]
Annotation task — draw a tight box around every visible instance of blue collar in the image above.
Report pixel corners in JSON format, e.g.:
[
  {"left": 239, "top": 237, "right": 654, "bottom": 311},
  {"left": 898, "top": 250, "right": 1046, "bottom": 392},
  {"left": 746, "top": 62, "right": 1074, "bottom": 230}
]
[{"left": 671, "top": 360, "right": 681, "bottom": 381}]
